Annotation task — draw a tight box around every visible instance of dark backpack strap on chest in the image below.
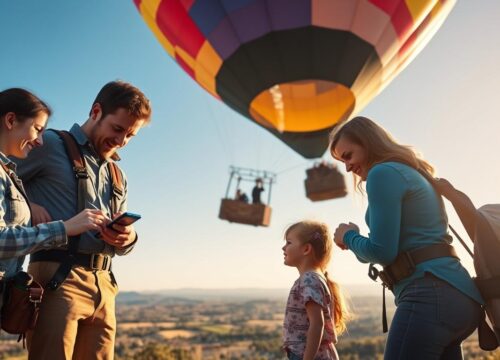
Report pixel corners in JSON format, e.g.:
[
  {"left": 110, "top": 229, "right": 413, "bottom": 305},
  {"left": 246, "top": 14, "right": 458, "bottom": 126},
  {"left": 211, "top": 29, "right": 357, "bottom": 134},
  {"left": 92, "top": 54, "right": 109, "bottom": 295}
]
[
  {"left": 107, "top": 161, "right": 123, "bottom": 215},
  {"left": 44, "top": 130, "right": 89, "bottom": 290},
  {"left": 54, "top": 130, "right": 89, "bottom": 216}
]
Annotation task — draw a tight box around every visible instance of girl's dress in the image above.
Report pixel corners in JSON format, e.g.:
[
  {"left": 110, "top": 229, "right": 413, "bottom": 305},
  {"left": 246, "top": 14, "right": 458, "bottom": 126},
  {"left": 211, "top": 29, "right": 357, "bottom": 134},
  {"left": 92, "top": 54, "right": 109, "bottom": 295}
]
[{"left": 283, "top": 271, "right": 339, "bottom": 360}]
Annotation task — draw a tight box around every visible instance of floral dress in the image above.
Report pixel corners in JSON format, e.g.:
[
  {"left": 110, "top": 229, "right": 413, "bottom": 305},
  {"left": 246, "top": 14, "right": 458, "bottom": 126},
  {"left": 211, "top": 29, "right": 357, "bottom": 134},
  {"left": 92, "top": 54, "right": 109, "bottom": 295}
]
[{"left": 283, "top": 271, "right": 338, "bottom": 359}]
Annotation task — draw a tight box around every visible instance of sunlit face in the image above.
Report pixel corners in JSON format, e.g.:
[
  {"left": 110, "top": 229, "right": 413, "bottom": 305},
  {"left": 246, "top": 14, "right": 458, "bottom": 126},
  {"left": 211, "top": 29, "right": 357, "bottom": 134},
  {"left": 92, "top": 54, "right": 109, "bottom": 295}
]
[
  {"left": 333, "top": 136, "right": 370, "bottom": 181},
  {"left": 89, "top": 107, "right": 145, "bottom": 159},
  {"left": 282, "top": 230, "right": 307, "bottom": 267},
  {"left": 8, "top": 112, "right": 47, "bottom": 159}
]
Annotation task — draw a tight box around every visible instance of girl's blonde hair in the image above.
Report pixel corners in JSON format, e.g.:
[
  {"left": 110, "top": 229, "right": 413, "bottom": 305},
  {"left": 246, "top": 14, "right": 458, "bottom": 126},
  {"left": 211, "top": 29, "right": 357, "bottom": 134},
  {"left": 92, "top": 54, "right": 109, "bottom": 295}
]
[
  {"left": 329, "top": 116, "right": 434, "bottom": 191},
  {"left": 285, "top": 221, "right": 349, "bottom": 334}
]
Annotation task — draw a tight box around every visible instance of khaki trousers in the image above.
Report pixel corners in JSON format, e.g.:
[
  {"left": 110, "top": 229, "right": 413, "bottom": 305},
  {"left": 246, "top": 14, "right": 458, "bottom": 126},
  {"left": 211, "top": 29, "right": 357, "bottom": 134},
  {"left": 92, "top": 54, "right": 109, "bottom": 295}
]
[{"left": 27, "top": 261, "right": 118, "bottom": 360}]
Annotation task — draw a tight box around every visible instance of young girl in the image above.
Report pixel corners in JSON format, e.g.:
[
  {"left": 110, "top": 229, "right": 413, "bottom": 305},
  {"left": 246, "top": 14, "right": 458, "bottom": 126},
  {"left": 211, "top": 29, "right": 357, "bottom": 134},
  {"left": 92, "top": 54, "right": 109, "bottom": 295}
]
[{"left": 282, "top": 221, "right": 348, "bottom": 360}]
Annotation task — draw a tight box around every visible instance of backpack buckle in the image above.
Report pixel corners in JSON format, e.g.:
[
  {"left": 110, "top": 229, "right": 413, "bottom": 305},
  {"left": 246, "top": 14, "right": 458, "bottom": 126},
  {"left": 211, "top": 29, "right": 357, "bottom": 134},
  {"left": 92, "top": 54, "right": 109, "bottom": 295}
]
[
  {"left": 112, "top": 184, "right": 123, "bottom": 197},
  {"left": 378, "top": 269, "right": 396, "bottom": 290},
  {"left": 73, "top": 166, "right": 88, "bottom": 179}
]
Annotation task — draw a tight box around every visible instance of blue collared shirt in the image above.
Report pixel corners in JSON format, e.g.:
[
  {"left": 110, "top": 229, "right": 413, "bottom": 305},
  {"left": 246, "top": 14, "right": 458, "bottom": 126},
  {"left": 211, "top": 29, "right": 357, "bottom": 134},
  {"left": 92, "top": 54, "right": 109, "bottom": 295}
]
[
  {"left": 13, "top": 123, "right": 133, "bottom": 256},
  {"left": 0, "top": 152, "right": 66, "bottom": 279}
]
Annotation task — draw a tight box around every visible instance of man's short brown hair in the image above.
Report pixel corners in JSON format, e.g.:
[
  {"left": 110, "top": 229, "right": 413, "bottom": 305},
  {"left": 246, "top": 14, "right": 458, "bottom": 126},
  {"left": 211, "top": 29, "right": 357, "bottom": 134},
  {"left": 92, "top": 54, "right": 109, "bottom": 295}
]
[{"left": 90, "top": 81, "right": 151, "bottom": 124}]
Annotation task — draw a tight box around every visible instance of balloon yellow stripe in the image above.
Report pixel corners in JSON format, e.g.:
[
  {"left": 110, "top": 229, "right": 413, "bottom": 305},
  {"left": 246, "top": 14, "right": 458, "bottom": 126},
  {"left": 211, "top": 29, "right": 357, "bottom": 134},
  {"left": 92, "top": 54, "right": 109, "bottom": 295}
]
[
  {"left": 405, "top": 0, "right": 436, "bottom": 23},
  {"left": 430, "top": 0, "right": 443, "bottom": 17},
  {"left": 195, "top": 42, "right": 222, "bottom": 77},
  {"left": 195, "top": 42, "right": 223, "bottom": 97},
  {"left": 139, "top": 1, "right": 175, "bottom": 57},
  {"left": 140, "top": 0, "right": 161, "bottom": 16}
]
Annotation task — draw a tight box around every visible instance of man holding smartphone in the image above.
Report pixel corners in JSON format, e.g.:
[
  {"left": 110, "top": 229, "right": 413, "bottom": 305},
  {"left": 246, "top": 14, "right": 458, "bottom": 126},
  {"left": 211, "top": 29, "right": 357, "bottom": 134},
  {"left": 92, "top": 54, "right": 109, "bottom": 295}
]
[{"left": 14, "top": 81, "right": 151, "bottom": 360}]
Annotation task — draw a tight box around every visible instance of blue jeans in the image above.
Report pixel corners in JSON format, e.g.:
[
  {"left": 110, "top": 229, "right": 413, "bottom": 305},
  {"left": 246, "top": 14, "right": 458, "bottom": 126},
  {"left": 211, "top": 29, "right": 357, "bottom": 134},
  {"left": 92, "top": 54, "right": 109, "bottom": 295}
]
[{"left": 385, "top": 274, "right": 482, "bottom": 360}]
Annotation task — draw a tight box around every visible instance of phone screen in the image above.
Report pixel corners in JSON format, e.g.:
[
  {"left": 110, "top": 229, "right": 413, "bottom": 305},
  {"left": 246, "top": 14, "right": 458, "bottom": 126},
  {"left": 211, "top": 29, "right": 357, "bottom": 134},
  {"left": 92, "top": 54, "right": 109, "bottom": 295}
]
[{"left": 107, "top": 212, "right": 141, "bottom": 228}]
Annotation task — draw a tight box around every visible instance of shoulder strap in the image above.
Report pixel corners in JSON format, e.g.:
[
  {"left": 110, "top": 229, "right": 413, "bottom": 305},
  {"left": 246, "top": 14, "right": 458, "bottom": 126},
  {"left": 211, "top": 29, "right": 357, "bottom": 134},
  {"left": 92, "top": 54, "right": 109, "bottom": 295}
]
[
  {"left": 107, "top": 162, "right": 124, "bottom": 215},
  {"left": 416, "top": 169, "right": 474, "bottom": 258},
  {"left": 40, "top": 130, "right": 91, "bottom": 290},
  {"left": 0, "top": 162, "right": 10, "bottom": 175},
  {"left": 52, "top": 130, "right": 88, "bottom": 214}
]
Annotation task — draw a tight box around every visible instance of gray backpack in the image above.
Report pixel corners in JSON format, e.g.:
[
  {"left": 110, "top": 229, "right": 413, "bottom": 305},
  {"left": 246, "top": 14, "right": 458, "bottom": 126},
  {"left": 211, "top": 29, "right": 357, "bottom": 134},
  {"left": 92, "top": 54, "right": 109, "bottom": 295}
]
[{"left": 440, "top": 184, "right": 500, "bottom": 351}]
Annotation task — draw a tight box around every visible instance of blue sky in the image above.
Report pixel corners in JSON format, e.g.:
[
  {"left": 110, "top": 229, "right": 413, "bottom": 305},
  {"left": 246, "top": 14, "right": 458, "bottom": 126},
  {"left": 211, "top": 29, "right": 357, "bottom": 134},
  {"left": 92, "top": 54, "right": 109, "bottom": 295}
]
[{"left": 1, "top": 1, "right": 500, "bottom": 293}]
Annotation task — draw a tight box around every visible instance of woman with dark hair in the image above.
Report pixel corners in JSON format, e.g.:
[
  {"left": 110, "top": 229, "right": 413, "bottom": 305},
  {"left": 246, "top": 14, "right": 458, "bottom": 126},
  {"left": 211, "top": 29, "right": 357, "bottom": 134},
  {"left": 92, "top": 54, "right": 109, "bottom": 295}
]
[
  {"left": 330, "top": 116, "right": 483, "bottom": 359},
  {"left": 0, "top": 89, "right": 107, "bottom": 317}
]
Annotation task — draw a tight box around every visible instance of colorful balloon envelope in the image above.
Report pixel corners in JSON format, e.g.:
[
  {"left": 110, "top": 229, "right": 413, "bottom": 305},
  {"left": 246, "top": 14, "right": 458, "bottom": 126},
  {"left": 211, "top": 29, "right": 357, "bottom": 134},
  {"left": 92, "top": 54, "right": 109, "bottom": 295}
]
[{"left": 134, "top": 0, "right": 455, "bottom": 158}]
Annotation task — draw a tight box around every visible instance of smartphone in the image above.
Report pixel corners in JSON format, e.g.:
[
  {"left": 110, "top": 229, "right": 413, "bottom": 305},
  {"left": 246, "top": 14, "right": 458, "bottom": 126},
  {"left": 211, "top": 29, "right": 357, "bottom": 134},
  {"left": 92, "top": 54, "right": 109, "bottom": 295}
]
[{"left": 107, "top": 212, "right": 141, "bottom": 228}]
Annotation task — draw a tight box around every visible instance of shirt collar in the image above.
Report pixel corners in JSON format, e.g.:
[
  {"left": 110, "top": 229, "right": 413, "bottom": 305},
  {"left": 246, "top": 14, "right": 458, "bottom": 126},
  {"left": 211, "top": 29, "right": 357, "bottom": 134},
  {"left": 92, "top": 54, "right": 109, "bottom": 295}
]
[
  {"left": 69, "top": 123, "right": 121, "bottom": 162},
  {"left": 0, "top": 152, "right": 17, "bottom": 171}
]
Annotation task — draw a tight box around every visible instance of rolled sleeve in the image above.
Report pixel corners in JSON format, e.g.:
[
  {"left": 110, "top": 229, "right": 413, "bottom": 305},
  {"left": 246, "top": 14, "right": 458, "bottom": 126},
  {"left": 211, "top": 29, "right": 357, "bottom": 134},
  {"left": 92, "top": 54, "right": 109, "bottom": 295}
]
[
  {"left": 39, "top": 220, "right": 68, "bottom": 248},
  {"left": 114, "top": 232, "right": 137, "bottom": 256},
  {"left": 0, "top": 220, "right": 68, "bottom": 259}
]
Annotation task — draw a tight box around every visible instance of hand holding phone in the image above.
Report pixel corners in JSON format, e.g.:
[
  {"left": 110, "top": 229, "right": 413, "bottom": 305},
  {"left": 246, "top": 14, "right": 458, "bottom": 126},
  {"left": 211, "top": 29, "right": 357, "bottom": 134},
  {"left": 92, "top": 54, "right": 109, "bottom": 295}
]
[{"left": 107, "top": 212, "right": 141, "bottom": 229}]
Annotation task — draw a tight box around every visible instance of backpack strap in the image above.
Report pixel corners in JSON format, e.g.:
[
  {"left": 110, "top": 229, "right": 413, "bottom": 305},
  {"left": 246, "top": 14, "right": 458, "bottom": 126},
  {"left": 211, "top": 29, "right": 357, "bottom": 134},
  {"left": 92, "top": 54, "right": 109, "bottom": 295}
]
[
  {"left": 416, "top": 169, "right": 474, "bottom": 258},
  {"left": 54, "top": 130, "right": 88, "bottom": 213},
  {"left": 107, "top": 162, "right": 123, "bottom": 215},
  {"left": 39, "top": 130, "right": 89, "bottom": 290}
]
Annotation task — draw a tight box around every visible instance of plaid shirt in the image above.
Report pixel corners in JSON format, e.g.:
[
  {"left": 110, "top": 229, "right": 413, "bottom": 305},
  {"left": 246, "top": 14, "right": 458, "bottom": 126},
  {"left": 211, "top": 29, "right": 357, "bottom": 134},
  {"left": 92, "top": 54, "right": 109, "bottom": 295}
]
[{"left": 0, "top": 152, "right": 67, "bottom": 281}]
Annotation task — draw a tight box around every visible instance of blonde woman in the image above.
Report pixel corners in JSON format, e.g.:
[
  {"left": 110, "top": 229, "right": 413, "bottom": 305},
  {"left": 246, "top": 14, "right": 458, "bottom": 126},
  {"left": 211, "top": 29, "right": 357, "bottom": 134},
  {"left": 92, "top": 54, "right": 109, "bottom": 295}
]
[{"left": 330, "top": 116, "right": 482, "bottom": 359}]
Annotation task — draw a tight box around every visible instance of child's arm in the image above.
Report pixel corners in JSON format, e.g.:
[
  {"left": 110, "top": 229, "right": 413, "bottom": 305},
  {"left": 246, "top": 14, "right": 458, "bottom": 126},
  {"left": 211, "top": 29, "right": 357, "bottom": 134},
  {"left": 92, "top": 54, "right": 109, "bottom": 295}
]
[{"left": 303, "top": 301, "right": 324, "bottom": 360}]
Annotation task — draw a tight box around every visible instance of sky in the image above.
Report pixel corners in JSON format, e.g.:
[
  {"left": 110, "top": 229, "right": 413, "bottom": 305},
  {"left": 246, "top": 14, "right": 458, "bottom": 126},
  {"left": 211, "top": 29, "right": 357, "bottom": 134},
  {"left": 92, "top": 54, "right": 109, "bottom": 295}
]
[{"left": 1, "top": 1, "right": 500, "bottom": 294}]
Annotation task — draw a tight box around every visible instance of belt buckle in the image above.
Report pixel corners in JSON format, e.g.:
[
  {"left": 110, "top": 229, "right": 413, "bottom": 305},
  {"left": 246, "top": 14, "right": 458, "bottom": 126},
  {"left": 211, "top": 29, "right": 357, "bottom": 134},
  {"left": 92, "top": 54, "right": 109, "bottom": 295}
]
[{"left": 90, "top": 254, "right": 110, "bottom": 271}]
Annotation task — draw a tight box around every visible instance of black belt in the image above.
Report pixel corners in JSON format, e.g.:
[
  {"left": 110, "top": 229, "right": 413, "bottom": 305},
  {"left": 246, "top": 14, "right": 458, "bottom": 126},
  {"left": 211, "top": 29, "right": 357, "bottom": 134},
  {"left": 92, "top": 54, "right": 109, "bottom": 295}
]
[{"left": 30, "top": 250, "right": 112, "bottom": 272}]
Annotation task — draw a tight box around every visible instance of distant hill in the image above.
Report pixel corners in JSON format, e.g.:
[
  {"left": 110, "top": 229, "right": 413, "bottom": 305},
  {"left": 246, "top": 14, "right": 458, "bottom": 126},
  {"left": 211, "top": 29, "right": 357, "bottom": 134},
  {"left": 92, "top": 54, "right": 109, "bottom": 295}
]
[{"left": 117, "top": 284, "right": 386, "bottom": 304}]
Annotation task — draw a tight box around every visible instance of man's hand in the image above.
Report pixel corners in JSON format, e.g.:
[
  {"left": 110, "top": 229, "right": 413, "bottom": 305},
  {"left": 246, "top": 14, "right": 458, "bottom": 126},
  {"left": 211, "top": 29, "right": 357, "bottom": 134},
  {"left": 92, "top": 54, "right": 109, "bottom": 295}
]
[
  {"left": 100, "top": 213, "right": 137, "bottom": 249},
  {"left": 30, "top": 202, "right": 52, "bottom": 225},
  {"left": 334, "top": 222, "right": 359, "bottom": 250}
]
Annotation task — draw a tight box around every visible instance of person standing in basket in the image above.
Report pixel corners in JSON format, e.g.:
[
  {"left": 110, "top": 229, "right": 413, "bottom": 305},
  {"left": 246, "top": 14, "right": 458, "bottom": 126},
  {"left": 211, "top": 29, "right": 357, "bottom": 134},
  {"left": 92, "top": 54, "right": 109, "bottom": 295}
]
[
  {"left": 252, "top": 178, "right": 264, "bottom": 204},
  {"left": 14, "top": 81, "right": 152, "bottom": 360},
  {"left": 0, "top": 88, "right": 107, "bottom": 330},
  {"left": 330, "top": 116, "right": 483, "bottom": 359}
]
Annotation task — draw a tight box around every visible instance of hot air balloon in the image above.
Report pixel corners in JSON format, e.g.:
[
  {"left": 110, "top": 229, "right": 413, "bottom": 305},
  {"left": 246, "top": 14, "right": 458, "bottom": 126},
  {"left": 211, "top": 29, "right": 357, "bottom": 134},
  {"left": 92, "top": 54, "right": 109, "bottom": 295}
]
[
  {"left": 133, "top": 0, "right": 455, "bottom": 158},
  {"left": 133, "top": 0, "right": 455, "bottom": 222},
  {"left": 218, "top": 166, "right": 276, "bottom": 226}
]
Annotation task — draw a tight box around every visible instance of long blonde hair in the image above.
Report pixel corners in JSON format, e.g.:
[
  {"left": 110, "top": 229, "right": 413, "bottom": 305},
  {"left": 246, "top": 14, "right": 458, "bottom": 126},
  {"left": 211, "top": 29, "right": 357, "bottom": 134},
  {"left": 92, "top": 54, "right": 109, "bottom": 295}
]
[
  {"left": 329, "top": 116, "right": 434, "bottom": 191},
  {"left": 285, "top": 221, "right": 349, "bottom": 334}
]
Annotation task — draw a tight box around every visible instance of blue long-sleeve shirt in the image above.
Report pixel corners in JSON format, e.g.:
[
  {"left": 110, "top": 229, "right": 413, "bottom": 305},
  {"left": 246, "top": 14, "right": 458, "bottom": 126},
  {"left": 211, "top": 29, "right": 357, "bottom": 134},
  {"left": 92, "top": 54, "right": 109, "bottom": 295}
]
[{"left": 344, "top": 162, "right": 483, "bottom": 304}]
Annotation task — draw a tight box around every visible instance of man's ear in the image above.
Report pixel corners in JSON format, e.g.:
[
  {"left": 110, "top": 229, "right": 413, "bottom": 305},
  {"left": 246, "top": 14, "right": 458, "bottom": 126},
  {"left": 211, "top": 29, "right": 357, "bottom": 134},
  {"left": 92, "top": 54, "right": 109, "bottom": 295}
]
[
  {"left": 90, "top": 103, "right": 103, "bottom": 122},
  {"left": 3, "top": 112, "right": 16, "bottom": 130}
]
